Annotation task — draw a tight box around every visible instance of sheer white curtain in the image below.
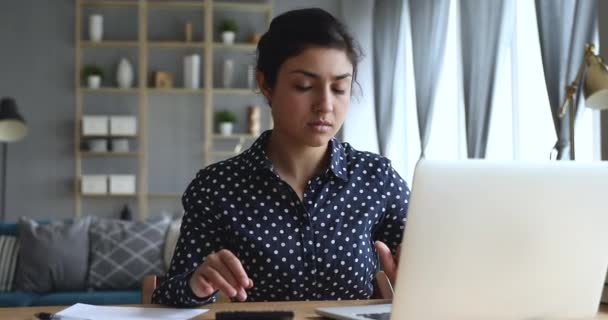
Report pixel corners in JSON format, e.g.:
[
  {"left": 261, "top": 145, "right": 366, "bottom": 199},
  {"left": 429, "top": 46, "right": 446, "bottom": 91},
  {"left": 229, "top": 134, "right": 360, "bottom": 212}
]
[
  {"left": 339, "top": 0, "right": 380, "bottom": 154},
  {"left": 427, "top": 0, "right": 600, "bottom": 162},
  {"left": 341, "top": 0, "right": 601, "bottom": 183},
  {"left": 339, "top": 0, "right": 418, "bottom": 180}
]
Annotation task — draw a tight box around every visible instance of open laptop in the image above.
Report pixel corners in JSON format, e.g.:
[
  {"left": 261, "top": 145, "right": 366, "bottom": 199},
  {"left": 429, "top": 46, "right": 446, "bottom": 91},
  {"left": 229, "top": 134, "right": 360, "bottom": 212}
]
[{"left": 317, "top": 159, "right": 608, "bottom": 320}]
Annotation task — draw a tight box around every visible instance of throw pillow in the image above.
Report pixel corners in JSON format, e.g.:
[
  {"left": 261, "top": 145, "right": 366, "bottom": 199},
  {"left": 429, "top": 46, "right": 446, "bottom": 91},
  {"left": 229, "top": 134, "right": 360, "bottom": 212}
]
[
  {"left": 87, "top": 218, "right": 170, "bottom": 290},
  {"left": 163, "top": 218, "right": 182, "bottom": 271},
  {"left": 14, "top": 217, "right": 92, "bottom": 293},
  {"left": 0, "top": 236, "right": 19, "bottom": 291}
]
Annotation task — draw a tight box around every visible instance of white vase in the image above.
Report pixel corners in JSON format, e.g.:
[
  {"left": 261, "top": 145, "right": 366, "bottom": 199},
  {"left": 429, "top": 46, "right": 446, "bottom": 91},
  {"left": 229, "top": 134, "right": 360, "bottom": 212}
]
[
  {"left": 89, "top": 14, "right": 103, "bottom": 42},
  {"left": 247, "top": 65, "right": 255, "bottom": 89},
  {"left": 183, "top": 54, "right": 200, "bottom": 89},
  {"left": 221, "top": 31, "right": 235, "bottom": 44},
  {"left": 222, "top": 59, "right": 234, "bottom": 88},
  {"left": 219, "top": 122, "right": 233, "bottom": 136},
  {"left": 87, "top": 75, "right": 101, "bottom": 89},
  {"left": 116, "top": 58, "right": 134, "bottom": 89}
]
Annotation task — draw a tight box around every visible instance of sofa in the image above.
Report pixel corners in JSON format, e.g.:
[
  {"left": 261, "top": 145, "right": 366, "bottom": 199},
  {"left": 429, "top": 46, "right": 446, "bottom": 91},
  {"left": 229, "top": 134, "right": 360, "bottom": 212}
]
[{"left": 0, "top": 216, "right": 181, "bottom": 307}]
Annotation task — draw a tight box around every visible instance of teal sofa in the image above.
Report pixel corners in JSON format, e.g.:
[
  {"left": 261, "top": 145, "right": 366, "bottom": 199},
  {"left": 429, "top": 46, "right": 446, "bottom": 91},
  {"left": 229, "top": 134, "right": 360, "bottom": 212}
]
[{"left": 0, "top": 221, "right": 140, "bottom": 307}]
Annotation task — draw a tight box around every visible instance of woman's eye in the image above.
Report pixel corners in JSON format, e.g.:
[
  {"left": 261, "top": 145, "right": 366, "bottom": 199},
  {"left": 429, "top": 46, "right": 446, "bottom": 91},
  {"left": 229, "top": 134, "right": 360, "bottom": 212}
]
[
  {"left": 295, "top": 85, "right": 312, "bottom": 91},
  {"left": 333, "top": 88, "right": 346, "bottom": 95}
]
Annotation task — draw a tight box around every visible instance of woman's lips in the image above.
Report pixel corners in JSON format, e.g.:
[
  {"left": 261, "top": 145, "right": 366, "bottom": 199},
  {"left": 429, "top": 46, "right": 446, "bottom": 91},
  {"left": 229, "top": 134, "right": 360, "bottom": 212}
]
[{"left": 308, "top": 121, "right": 333, "bottom": 133}]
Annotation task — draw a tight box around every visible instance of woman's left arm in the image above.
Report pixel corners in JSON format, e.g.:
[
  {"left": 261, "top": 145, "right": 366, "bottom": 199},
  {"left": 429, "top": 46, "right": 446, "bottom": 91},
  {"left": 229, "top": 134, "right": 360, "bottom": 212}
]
[{"left": 373, "top": 161, "right": 410, "bottom": 282}]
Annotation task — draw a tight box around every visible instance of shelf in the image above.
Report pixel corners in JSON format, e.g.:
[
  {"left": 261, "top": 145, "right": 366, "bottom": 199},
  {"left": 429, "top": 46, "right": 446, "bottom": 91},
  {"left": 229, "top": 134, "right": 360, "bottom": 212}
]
[
  {"left": 213, "top": 88, "right": 258, "bottom": 95},
  {"left": 81, "top": 193, "right": 137, "bottom": 198},
  {"left": 213, "top": 134, "right": 256, "bottom": 139},
  {"left": 82, "top": 135, "right": 139, "bottom": 139},
  {"left": 213, "top": 42, "right": 256, "bottom": 51},
  {"left": 214, "top": 2, "right": 272, "bottom": 12},
  {"left": 80, "top": 151, "right": 138, "bottom": 157},
  {"left": 147, "top": 88, "right": 206, "bottom": 94},
  {"left": 148, "top": 1, "right": 207, "bottom": 8},
  {"left": 81, "top": 41, "right": 139, "bottom": 48},
  {"left": 81, "top": 87, "right": 139, "bottom": 94},
  {"left": 147, "top": 193, "right": 183, "bottom": 198},
  {"left": 148, "top": 41, "right": 205, "bottom": 49},
  {"left": 82, "top": 0, "right": 139, "bottom": 8}
]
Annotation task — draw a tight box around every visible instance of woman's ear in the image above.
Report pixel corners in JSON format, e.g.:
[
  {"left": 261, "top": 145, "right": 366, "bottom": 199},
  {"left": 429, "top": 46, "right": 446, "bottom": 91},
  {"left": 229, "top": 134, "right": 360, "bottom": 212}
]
[{"left": 256, "top": 71, "right": 272, "bottom": 105}]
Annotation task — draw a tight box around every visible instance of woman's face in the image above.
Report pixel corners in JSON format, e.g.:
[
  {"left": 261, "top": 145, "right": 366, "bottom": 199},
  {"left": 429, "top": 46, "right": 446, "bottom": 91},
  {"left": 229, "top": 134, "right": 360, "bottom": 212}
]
[{"left": 260, "top": 47, "right": 353, "bottom": 148}]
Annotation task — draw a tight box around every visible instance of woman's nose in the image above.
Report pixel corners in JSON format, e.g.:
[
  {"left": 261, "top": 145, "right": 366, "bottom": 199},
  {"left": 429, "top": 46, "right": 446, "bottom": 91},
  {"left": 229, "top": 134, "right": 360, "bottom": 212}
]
[{"left": 314, "top": 87, "right": 333, "bottom": 113}]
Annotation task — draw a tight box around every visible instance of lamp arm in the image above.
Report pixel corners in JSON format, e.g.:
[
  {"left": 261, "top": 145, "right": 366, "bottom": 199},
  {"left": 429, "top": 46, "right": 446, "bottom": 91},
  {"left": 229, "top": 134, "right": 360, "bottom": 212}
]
[
  {"left": 559, "top": 56, "right": 587, "bottom": 117},
  {"left": 555, "top": 44, "right": 596, "bottom": 160},
  {"left": 558, "top": 44, "right": 597, "bottom": 117}
]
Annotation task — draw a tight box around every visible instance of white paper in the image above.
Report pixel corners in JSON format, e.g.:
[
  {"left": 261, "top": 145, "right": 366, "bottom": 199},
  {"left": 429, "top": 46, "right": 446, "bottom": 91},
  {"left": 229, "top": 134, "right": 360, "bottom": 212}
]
[{"left": 56, "top": 303, "right": 207, "bottom": 320}]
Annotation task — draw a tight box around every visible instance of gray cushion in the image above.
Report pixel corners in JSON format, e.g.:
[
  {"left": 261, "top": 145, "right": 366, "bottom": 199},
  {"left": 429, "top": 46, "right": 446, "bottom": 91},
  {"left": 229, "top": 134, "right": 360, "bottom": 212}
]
[
  {"left": 87, "top": 218, "right": 170, "bottom": 290},
  {"left": 0, "top": 236, "right": 19, "bottom": 291},
  {"left": 14, "top": 217, "right": 92, "bottom": 293}
]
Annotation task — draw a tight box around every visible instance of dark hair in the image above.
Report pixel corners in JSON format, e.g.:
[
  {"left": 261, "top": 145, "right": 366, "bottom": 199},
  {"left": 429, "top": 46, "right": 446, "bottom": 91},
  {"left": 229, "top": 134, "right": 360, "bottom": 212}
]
[{"left": 256, "top": 8, "right": 362, "bottom": 92}]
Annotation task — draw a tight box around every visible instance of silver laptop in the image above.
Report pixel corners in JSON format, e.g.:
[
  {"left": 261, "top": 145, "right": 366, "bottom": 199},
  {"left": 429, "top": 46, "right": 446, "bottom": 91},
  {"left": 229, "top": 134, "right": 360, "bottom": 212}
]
[{"left": 317, "top": 159, "right": 608, "bottom": 320}]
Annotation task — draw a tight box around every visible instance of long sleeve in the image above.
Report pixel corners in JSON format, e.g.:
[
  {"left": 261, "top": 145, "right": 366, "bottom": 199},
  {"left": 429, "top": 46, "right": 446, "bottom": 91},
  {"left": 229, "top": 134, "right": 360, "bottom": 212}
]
[
  {"left": 373, "top": 161, "right": 410, "bottom": 254},
  {"left": 152, "top": 169, "right": 224, "bottom": 307}
]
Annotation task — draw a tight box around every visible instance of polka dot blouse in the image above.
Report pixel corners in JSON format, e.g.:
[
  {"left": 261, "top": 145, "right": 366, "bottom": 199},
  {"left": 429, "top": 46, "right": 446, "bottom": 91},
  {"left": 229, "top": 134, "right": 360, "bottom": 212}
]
[{"left": 152, "top": 130, "right": 410, "bottom": 306}]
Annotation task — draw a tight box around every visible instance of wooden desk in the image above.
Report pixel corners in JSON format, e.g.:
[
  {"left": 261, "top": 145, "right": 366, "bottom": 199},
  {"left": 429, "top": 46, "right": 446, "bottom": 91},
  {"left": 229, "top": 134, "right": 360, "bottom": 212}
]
[{"left": 0, "top": 300, "right": 607, "bottom": 320}]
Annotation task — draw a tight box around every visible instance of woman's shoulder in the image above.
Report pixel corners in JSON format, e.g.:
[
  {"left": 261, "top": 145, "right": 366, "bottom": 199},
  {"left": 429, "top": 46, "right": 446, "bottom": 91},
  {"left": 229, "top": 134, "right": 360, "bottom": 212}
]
[
  {"left": 340, "top": 141, "right": 394, "bottom": 171},
  {"left": 192, "top": 153, "right": 249, "bottom": 182}
]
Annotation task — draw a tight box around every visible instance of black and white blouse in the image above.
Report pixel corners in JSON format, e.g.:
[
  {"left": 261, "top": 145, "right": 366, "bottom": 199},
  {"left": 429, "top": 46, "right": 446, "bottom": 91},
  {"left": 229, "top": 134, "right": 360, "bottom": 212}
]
[{"left": 152, "top": 130, "right": 409, "bottom": 306}]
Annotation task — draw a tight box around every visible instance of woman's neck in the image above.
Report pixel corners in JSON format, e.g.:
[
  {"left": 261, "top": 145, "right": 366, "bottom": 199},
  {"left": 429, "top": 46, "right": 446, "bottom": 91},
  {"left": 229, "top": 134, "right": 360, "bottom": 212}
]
[{"left": 266, "top": 131, "right": 330, "bottom": 194}]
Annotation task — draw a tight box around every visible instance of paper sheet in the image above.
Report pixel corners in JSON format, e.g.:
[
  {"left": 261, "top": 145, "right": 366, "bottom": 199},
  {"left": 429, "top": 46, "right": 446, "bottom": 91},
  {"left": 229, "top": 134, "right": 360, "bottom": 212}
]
[{"left": 56, "top": 303, "right": 208, "bottom": 320}]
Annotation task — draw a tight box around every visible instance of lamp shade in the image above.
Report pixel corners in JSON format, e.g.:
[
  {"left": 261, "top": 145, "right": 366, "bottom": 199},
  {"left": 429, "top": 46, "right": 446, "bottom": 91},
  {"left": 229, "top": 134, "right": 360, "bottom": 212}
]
[
  {"left": 584, "top": 55, "right": 608, "bottom": 110},
  {"left": 0, "top": 98, "right": 27, "bottom": 142}
]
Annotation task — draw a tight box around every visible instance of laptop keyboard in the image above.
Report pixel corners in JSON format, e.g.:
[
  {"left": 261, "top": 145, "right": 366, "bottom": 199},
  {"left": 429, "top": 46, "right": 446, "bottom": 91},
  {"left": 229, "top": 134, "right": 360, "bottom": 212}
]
[{"left": 357, "top": 312, "right": 391, "bottom": 320}]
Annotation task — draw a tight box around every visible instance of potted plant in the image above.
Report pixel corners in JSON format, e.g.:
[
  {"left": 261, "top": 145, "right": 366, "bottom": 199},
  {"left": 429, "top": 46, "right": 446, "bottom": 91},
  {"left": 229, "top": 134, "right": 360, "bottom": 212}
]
[
  {"left": 82, "top": 65, "right": 104, "bottom": 89},
  {"left": 219, "top": 19, "right": 238, "bottom": 44},
  {"left": 216, "top": 110, "right": 237, "bottom": 136}
]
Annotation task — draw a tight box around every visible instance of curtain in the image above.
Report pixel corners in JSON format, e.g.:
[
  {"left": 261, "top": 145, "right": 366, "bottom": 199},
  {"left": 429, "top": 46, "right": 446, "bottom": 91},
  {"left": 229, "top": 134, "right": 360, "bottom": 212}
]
[
  {"left": 460, "top": 0, "right": 514, "bottom": 158},
  {"left": 339, "top": 0, "right": 379, "bottom": 154},
  {"left": 535, "top": 0, "right": 598, "bottom": 160},
  {"left": 373, "top": 0, "right": 406, "bottom": 156},
  {"left": 409, "top": 0, "right": 450, "bottom": 158}
]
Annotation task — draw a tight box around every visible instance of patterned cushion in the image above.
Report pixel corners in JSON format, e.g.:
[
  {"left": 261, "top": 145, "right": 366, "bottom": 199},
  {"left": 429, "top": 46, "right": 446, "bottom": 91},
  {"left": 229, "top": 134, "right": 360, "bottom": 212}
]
[
  {"left": 0, "top": 236, "right": 19, "bottom": 291},
  {"left": 87, "top": 218, "right": 170, "bottom": 290}
]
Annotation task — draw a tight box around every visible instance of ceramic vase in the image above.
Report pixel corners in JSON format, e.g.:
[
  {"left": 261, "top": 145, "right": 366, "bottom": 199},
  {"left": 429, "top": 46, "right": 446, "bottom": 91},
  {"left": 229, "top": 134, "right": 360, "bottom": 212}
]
[
  {"left": 222, "top": 59, "right": 234, "bottom": 88},
  {"left": 219, "top": 122, "right": 233, "bottom": 136},
  {"left": 221, "top": 31, "right": 235, "bottom": 44},
  {"left": 116, "top": 58, "right": 134, "bottom": 89},
  {"left": 89, "top": 14, "right": 103, "bottom": 42},
  {"left": 87, "top": 75, "right": 101, "bottom": 89}
]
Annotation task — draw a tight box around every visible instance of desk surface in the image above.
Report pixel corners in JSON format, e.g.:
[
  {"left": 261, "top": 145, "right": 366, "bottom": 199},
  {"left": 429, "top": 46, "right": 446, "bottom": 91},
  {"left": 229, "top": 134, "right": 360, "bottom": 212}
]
[{"left": 0, "top": 300, "right": 607, "bottom": 320}]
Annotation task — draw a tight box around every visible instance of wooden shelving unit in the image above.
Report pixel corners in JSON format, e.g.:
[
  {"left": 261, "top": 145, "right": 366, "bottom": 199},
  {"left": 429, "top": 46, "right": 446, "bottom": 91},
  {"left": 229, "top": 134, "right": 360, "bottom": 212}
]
[{"left": 74, "top": 0, "right": 273, "bottom": 220}]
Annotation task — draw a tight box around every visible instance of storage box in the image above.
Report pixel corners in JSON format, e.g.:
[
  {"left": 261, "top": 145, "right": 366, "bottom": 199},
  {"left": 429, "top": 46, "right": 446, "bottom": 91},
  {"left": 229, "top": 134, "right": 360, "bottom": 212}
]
[
  {"left": 110, "top": 139, "right": 129, "bottom": 152},
  {"left": 109, "top": 174, "right": 136, "bottom": 194},
  {"left": 82, "top": 116, "right": 109, "bottom": 136},
  {"left": 81, "top": 175, "right": 107, "bottom": 195},
  {"left": 110, "top": 116, "right": 137, "bottom": 136}
]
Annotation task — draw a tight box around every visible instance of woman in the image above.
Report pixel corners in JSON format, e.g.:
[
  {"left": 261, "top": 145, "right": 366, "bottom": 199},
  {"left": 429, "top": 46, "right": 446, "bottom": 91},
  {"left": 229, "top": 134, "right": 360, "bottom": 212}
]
[{"left": 152, "top": 8, "right": 409, "bottom": 306}]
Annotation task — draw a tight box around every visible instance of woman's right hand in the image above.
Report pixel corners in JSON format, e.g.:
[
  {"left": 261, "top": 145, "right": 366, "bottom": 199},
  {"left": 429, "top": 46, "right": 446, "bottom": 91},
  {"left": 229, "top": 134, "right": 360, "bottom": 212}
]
[{"left": 188, "top": 249, "right": 254, "bottom": 301}]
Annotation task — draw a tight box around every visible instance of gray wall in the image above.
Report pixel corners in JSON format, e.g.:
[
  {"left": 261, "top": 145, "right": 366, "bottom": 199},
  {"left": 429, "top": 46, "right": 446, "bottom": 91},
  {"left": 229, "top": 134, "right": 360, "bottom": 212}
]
[
  {"left": 0, "top": 0, "right": 339, "bottom": 222},
  {"left": 0, "top": 1, "right": 75, "bottom": 221}
]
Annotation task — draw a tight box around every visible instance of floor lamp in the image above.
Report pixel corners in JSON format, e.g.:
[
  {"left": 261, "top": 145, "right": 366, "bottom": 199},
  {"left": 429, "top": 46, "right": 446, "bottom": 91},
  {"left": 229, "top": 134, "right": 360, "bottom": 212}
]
[
  {"left": 0, "top": 98, "right": 28, "bottom": 221},
  {"left": 559, "top": 44, "right": 608, "bottom": 159}
]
